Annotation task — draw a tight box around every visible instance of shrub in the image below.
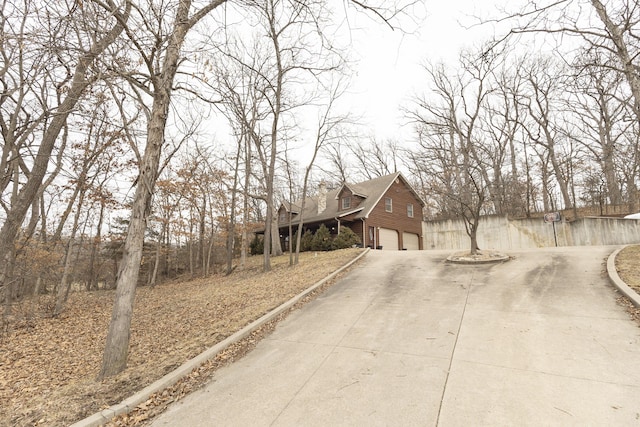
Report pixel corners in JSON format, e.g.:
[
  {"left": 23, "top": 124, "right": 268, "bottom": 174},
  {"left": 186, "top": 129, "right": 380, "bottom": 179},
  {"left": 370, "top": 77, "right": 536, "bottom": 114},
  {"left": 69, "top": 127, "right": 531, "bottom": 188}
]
[
  {"left": 249, "top": 234, "right": 263, "bottom": 255},
  {"left": 300, "top": 229, "right": 314, "bottom": 252},
  {"left": 332, "top": 226, "right": 361, "bottom": 250},
  {"left": 311, "top": 224, "right": 332, "bottom": 251}
]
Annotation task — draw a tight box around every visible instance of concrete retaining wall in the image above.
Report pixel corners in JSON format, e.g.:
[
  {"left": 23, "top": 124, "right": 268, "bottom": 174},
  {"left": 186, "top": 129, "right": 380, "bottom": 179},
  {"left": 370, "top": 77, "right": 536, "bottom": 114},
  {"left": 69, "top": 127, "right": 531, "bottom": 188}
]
[{"left": 423, "top": 215, "right": 640, "bottom": 250}]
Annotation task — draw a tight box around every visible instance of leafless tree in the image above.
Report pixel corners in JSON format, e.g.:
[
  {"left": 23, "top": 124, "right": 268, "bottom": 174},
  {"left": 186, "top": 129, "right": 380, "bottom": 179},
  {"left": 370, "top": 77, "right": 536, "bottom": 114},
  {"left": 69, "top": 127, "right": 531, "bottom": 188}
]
[
  {"left": 481, "top": 55, "right": 530, "bottom": 216},
  {"left": 320, "top": 143, "right": 352, "bottom": 182},
  {"left": 491, "top": 0, "right": 640, "bottom": 120},
  {"left": 53, "top": 99, "right": 126, "bottom": 315},
  {"left": 567, "top": 52, "right": 634, "bottom": 207},
  {"left": 0, "top": 0, "right": 131, "bottom": 322},
  {"left": 293, "top": 79, "right": 352, "bottom": 264},
  {"left": 518, "top": 55, "right": 575, "bottom": 211},
  {"left": 347, "top": 137, "right": 401, "bottom": 181},
  {"left": 407, "top": 47, "right": 502, "bottom": 254},
  {"left": 99, "top": 0, "right": 229, "bottom": 379},
  {"left": 211, "top": 47, "right": 264, "bottom": 271},
  {"left": 209, "top": 0, "right": 347, "bottom": 271}
]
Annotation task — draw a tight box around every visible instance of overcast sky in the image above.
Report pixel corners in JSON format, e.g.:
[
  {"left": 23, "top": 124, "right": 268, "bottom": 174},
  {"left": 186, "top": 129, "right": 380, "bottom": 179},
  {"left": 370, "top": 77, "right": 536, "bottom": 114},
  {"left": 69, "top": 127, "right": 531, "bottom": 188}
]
[
  {"left": 346, "top": 0, "right": 510, "bottom": 143},
  {"left": 204, "top": 0, "right": 523, "bottom": 175}
]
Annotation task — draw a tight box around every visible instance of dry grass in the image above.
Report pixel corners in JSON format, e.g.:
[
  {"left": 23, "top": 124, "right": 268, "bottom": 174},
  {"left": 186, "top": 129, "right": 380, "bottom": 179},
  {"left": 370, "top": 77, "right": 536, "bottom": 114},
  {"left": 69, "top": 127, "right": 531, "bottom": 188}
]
[
  {"left": 615, "top": 244, "right": 640, "bottom": 292},
  {"left": 0, "top": 249, "right": 364, "bottom": 427},
  {"left": 614, "top": 244, "right": 640, "bottom": 326}
]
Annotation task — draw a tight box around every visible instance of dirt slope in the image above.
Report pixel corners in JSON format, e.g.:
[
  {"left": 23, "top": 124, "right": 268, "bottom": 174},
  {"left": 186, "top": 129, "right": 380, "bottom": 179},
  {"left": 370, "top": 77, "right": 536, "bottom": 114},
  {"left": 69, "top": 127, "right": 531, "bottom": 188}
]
[{"left": 0, "top": 249, "right": 364, "bottom": 427}]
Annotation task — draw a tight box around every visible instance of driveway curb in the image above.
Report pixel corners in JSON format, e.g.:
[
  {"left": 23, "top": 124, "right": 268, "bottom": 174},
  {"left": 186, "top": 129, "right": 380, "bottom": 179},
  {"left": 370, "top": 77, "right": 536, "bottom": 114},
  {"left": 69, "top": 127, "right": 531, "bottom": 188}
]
[
  {"left": 607, "top": 246, "right": 640, "bottom": 308},
  {"left": 69, "top": 249, "right": 370, "bottom": 427},
  {"left": 445, "top": 251, "right": 510, "bottom": 264}
]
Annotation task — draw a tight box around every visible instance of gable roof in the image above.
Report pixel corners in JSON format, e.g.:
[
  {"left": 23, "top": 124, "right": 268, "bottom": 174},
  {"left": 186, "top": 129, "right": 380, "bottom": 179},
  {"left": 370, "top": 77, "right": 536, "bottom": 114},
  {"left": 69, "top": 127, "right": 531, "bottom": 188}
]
[
  {"left": 280, "top": 172, "right": 425, "bottom": 226},
  {"left": 334, "top": 183, "right": 368, "bottom": 199},
  {"left": 281, "top": 201, "right": 300, "bottom": 214}
]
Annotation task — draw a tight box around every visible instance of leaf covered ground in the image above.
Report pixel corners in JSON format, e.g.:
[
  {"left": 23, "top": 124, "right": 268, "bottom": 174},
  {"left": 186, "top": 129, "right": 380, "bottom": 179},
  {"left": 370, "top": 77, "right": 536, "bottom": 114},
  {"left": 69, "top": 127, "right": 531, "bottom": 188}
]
[
  {"left": 0, "top": 249, "right": 364, "bottom": 427},
  {"left": 614, "top": 244, "right": 640, "bottom": 324},
  {"left": 615, "top": 244, "right": 640, "bottom": 291}
]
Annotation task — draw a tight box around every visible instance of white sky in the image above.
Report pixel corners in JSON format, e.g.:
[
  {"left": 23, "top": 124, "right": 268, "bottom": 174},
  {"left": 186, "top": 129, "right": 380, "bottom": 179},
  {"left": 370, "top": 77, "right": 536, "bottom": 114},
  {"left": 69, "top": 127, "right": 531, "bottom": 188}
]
[
  {"left": 202, "top": 0, "right": 524, "bottom": 174},
  {"left": 345, "top": 0, "right": 509, "bottom": 143}
]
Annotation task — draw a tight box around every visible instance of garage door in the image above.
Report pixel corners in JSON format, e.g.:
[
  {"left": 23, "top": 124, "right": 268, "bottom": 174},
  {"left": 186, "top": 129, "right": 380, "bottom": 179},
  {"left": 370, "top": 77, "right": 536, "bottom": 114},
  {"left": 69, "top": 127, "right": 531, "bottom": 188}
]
[
  {"left": 378, "top": 228, "right": 399, "bottom": 250},
  {"left": 402, "top": 232, "right": 420, "bottom": 250}
]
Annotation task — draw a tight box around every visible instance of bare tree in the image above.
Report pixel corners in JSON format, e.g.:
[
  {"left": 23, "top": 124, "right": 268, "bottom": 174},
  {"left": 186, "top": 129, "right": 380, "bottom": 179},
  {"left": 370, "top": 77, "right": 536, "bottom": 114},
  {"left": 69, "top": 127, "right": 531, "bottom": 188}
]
[
  {"left": 347, "top": 137, "right": 401, "bottom": 181},
  {"left": 480, "top": 55, "right": 530, "bottom": 216},
  {"left": 92, "top": 0, "right": 420, "bottom": 378},
  {"left": 209, "top": 0, "right": 346, "bottom": 271},
  {"left": 564, "top": 50, "right": 639, "bottom": 209},
  {"left": 293, "top": 79, "right": 352, "bottom": 264},
  {"left": 519, "top": 56, "right": 575, "bottom": 211},
  {"left": 492, "top": 0, "right": 640, "bottom": 120},
  {"left": 53, "top": 101, "right": 125, "bottom": 315},
  {"left": 210, "top": 39, "right": 266, "bottom": 271},
  {"left": 99, "top": 0, "right": 228, "bottom": 379},
  {"left": 320, "top": 143, "right": 351, "bottom": 182},
  {"left": 0, "top": 0, "right": 131, "bottom": 321},
  {"left": 407, "top": 51, "right": 499, "bottom": 254}
]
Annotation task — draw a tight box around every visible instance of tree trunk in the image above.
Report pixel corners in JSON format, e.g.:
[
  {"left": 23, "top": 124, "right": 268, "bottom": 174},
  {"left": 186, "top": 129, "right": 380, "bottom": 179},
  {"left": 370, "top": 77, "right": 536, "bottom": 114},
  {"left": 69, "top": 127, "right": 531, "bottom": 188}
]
[
  {"left": 102, "top": 60, "right": 175, "bottom": 381},
  {"left": 288, "top": 211, "right": 293, "bottom": 265},
  {"left": 2, "top": 245, "right": 16, "bottom": 320},
  {"left": 149, "top": 240, "right": 161, "bottom": 287},
  {"left": 263, "top": 197, "right": 273, "bottom": 271},
  {"left": 199, "top": 199, "right": 206, "bottom": 274},
  {"left": 470, "top": 230, "right": 479, "bottom": 255},
  {"left": 149, "top": 222, "right": 165, "bottom": 287},
  {"left": 54, "top": 239, "right": 75, "bottom": 316},
  {"left": 99, "top": 162, "right": 157, "bottom": 377},
  {"left": 87, "top": 201, "right": 105, "bottom": 291},
  {"left": 545, "top": 132, "right": 573, "bottom": 210},
  {"left": 188, "top": 217, "right": 194, "bottom": 277},
  {"left": 99, "top": 0, "right": 227, "bottom": 378},
  {"left": 240, "top": 134, "right": 251, "bottom": 270},
  {"left": 207, "top": 225, "right": 215, "bottom": 276},
  {"left": 270, "top": 207, "right": 283, "bottom": 257},
  {"left": 54, "top": 183, "right": 87, "bottom": 315},
  {"left": 294, "top": 166, "right": 313, "bottom": 264},
  {"left": 226, "top": 143, "right": 241, "bottom": 275}
]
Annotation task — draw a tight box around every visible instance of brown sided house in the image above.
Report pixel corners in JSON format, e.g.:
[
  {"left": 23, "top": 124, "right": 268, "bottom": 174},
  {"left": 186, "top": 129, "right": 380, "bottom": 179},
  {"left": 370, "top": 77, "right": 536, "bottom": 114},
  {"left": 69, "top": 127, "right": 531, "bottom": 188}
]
[{"left": 278, "top": 172, "right": 425, "bottom": 250}]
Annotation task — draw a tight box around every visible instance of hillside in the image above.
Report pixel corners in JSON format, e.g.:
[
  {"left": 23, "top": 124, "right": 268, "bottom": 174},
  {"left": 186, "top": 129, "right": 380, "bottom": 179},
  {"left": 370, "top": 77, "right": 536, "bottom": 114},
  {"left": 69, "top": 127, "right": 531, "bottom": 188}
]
[{"left": 0, "top": 249, "right": 364, "bottom": 427}]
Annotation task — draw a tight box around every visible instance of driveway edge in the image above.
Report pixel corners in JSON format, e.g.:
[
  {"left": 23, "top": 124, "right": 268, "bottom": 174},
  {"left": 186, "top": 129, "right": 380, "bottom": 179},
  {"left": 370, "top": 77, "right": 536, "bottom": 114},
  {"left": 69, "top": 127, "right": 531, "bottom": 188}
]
[
  {"left": 70, "top": 249, "right": 370, "bottom": 427},
  {"left": 607, "top": 246, "right": 640, "bottom": 308}
]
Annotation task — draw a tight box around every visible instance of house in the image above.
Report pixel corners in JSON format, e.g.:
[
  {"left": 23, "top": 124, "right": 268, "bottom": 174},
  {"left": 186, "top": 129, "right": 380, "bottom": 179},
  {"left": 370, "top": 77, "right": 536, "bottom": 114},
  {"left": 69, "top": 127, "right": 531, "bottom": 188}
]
[{"left": 277, "top": 172, "right": 425, "bottom": 250}]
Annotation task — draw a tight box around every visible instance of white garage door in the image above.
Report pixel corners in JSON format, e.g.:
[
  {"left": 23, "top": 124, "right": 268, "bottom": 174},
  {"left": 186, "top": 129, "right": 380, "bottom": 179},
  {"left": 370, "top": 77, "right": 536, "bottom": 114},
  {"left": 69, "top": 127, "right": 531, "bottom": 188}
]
[
  {"left": 402, "top": 232, "right": 420, "bottom": 250},
  {"left": 378, "top": 228, "right": 399, "bottom": 251}
]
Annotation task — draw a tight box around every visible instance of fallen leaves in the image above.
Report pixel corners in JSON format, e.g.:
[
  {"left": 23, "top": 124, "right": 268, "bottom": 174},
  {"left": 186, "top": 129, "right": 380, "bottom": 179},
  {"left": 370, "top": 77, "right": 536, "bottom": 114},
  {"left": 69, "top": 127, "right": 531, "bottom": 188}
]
[
  {"left": 0, "top": 249, "right": 363, "bottom": 427},
  {"left": 616, "top": 245, "right": 640, "bottom": 292},
  {"left": 614, "top": 245, "right": 640, "bottom": 325}
]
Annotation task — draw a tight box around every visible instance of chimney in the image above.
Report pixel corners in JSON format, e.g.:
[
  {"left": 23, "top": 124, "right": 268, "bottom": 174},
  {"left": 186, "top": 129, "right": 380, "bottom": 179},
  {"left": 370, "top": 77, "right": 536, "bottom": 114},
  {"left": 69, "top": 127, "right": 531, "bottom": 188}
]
[{"left": 318, "top": 181, "right": 327, "bottom": 214}]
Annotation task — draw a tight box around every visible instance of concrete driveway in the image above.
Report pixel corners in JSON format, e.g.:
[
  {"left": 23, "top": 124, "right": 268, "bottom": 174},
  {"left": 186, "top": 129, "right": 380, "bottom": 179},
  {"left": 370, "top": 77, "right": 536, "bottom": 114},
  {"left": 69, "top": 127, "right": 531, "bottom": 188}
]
[{"left": 152, "top": 247, "right": 640, "bottom": 426}]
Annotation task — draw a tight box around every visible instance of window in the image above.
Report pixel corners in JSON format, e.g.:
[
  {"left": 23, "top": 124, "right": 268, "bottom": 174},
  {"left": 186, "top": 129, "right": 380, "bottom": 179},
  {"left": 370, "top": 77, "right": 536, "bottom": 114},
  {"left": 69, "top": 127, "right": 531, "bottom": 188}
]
[
  {"left": 407, "top": 203, "right": 414, "bottom": 218},
  {"left": 279, "top": 211, "right": 287, "bottom": 222},
  {"left": 342, "top": 196, "right": 351, "bottom": 209},
  {"left": 385, "top": 197, "right": 392, "bottom": 213}
]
